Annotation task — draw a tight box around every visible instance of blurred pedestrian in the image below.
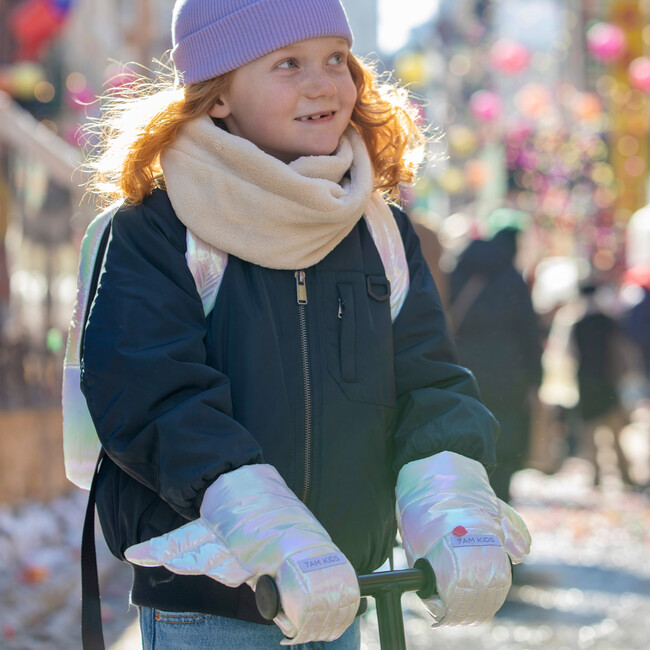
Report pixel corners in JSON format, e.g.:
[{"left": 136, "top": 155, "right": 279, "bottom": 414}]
[
  {"left": 65, "top": 1, "right": 531, "bottom": 648},
  {"left": 548, "top": 278, "right": 633, "bottom": 486},
  {"left": 448, "top": 208, "right": 543, "bottom": 502}
]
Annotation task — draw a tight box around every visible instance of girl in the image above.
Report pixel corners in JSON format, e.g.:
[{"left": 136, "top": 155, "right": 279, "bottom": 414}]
[{"left": 77, "top": 1, "right": 531, "bottom": 648}]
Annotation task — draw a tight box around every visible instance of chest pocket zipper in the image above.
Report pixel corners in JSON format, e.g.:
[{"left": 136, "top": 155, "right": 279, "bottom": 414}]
[{"left": 337, "top": 283, "right": 357, "bottom": 383}]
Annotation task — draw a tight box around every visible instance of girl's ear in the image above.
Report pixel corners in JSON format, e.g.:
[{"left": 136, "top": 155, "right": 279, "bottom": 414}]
[{"left": 208, "top": 97, "right": 230, "bottom": 119}]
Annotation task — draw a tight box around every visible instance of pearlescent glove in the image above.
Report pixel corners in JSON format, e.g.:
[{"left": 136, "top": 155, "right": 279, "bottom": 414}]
[
  {"left": 396, "top": 452, "right": 531, "bottom": 626},
  {"left": 125, "top": 464, "right": 359, "bottom": 645}
]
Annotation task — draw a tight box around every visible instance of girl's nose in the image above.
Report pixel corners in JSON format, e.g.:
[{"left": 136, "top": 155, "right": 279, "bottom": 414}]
[{"left": 304, "top": 70, "right": 337, "bottom": 98}]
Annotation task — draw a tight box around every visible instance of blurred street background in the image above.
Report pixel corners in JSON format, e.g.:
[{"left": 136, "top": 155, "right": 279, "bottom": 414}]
[{"left": 1, "top": 0, "right": 650, "bottom": 648}]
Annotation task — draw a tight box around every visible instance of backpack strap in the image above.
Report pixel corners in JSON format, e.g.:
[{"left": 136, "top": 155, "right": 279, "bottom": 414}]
[
  {"left": 81, "top": 449, "right": 106, "bottom": 650},
  {"left": 186, "top": 229, "right": 228, "bottom": 317},
  {"left": 63, "top": 203, "right": 120, "bottom": 489},
  {"left": 77, "top": 214, "right": 116, "bottom": 650}
]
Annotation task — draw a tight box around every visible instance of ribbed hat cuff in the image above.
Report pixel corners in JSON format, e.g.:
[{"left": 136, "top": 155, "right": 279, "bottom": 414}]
[{"left": 173, "top": 0, "right": 353, "bottom": 85}]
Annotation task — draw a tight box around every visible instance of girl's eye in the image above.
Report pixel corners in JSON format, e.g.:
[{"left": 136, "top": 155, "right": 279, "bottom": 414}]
[
  {"left": 329, "top": 53, "right": 345, "bottom": 65},
  {"left": 277, "top": 59, "right": 298, "bottom": 69}
]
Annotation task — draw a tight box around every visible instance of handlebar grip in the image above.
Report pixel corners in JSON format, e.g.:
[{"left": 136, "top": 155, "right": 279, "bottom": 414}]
[
  {"left": 256, "top": 574, "right": 281, "bottom": 620},
  {"left": 412, "top": 557, "right": 436, "bottom": 599}
]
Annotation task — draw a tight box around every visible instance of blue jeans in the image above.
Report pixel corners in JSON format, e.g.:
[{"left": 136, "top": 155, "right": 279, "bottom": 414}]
[{"left": 138, "top": 607, "right": 361, "bottom": 650}]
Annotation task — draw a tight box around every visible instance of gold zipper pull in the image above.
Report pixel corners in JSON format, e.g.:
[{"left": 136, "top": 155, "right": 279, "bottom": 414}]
[{"left": 294, "top": 270, "right": 308, "bottom": 305}]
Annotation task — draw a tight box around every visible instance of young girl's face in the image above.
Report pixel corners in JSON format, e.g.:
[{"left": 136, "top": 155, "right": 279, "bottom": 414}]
[{"left": 209, "top": 37, "right": 357, "bottom": 163}]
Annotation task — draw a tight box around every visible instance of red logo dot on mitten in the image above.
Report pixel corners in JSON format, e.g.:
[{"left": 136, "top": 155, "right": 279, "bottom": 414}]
[{"left": 452, "top": 526, "right": 468, "bottom": 537}]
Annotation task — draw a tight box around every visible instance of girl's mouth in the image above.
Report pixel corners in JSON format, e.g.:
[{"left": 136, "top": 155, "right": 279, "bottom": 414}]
[{"left": 297, "top": 111, "right": 336, "bottom": 122}]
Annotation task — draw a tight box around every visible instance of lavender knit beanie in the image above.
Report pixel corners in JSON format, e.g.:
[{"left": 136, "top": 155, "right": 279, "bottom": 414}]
[{"left": 171, "top": 0, "right": 354, "bottom": 85}]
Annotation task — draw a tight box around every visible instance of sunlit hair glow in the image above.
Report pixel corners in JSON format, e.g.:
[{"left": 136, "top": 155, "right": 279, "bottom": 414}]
[{"left": 85, "top": 54, "right": 427, "bottom": 206}]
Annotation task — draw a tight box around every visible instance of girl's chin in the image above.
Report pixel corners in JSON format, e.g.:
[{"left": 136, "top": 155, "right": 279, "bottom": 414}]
[
  {"left": 263, "top": 130, "right": 347, "bottom": 162},
  {"left": 294, "top": 140, "right": 344, "bottom": 159}
]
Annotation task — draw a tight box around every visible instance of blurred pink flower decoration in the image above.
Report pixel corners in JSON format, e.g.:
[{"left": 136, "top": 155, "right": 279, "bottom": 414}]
[
  {"left": 586, "top": 22, "right": 626, "bottom": 63},
  {"left": 628, "top": 57, "right": 650, "bottom": 92},
  {"left": 469, "top": 90, "right": 502, "bottom": 122},
  {"left": 490, "top": 38, "right": 530, "bottom": 75},
  {"left": 515, "top": 83, "right": 552, "bottom": 119},
  {"left": 571, "top": 92, "right": 603, "bottom": 121}
]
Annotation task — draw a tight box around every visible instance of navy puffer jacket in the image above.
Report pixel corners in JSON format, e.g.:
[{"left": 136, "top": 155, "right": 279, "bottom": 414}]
[{"left": 81, "top": 189, "right": 497, "bottom": 622}]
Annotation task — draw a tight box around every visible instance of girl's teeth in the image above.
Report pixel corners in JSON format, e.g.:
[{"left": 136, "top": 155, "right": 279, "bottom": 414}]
[{"left": 300, "top": 113, "right": 330, "bottom": 121}]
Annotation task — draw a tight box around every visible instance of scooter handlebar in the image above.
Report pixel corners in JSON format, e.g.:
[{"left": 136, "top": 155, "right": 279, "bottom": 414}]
[{"left": 255, "top": 557, "right": 436, "bottom": 621}]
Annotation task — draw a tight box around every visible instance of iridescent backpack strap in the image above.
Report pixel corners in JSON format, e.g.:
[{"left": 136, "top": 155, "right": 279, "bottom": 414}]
[
  {"left": 185, "top": 228, "right": 228, "bottom": 317},
  {"left": 62, "top": 202, "right": 121, "bottom": 489}
]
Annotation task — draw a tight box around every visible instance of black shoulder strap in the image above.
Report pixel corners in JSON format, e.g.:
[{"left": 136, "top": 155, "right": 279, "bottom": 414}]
[
  {"left": 81, "top": 449, "right": 106, "bottom": 650},
  {"left": 79, "top": 218, "right": 113, "bottom": 650}
]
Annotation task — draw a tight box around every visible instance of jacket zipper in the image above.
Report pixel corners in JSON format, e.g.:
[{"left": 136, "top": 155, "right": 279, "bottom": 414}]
[{"left": 294, "top": 270, "right": 312, "bottom": 504}]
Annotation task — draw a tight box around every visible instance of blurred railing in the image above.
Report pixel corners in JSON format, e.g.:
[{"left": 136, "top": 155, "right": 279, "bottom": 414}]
[
  {"left": 0, "top": 90, "right": 85, "bottom": 200},
  {"left": 0, "top": 91, "right": 88, "bottom": 502}
]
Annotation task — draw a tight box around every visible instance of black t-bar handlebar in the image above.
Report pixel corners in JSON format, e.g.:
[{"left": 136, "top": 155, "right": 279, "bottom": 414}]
[{"left": 256, "top": 557, "right": 436, "bottom": 650}]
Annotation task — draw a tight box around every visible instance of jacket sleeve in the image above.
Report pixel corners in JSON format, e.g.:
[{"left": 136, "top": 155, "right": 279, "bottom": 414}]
[
  {"left": 80, "top": 201, "right": 263, "bottom": 521},
  {"left": 390, "top": 207, "right": 498, "bottom": 472}
]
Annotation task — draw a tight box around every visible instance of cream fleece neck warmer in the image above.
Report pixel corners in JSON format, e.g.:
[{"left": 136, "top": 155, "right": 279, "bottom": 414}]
[{"left": 160, "top": 115, "right": 374, "bottom": 270}]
